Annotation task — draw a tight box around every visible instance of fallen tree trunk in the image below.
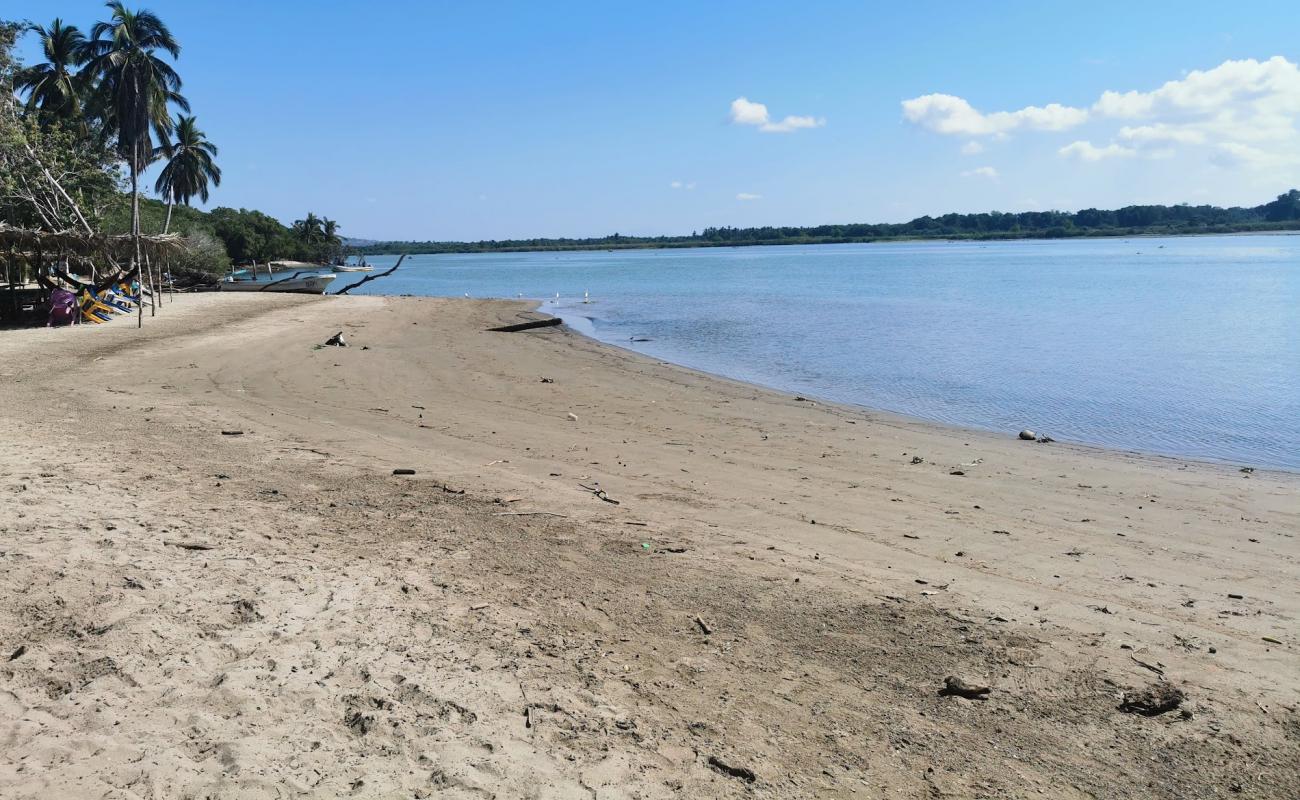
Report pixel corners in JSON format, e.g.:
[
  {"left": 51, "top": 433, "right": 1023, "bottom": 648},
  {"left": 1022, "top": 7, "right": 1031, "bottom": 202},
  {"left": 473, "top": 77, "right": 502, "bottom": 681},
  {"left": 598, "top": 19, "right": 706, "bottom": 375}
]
[
  {"left": 488, "top": 317, "right": 562, "bottom": 333},
  {"left": 334, "top": 254, "right": 405, "bottom": 295}
]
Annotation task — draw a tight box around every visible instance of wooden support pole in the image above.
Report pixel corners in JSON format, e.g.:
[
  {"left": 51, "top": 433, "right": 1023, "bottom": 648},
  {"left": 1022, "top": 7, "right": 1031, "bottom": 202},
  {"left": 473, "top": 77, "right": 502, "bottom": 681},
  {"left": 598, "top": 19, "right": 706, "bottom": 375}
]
[
  {"left": 5, "top": 245, "right": 15, "bottom": 326},
  {"left": 145, "top": 254, "right": 157, "bottom": 316}
]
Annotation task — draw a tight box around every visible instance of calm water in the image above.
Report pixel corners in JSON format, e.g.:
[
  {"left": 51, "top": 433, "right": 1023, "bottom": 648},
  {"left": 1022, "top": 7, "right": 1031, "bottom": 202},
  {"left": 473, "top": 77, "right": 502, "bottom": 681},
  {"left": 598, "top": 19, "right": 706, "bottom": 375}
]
[{"left": 345, "top": 236, "right": 1300, "bottom": 470}]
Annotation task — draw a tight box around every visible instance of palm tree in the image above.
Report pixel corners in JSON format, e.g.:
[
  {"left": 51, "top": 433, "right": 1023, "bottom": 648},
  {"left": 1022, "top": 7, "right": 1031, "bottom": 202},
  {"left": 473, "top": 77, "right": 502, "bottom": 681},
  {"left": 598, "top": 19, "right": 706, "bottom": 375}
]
[
  {"left": 83, "top": 2, "right": 188, "bottom": 261},
  {"left": 293, "top": 212, "right": 324, "bottom": 244},
  {"left": 14, "top": 19, "right": 88, "bottom": 122},
  {"left": 322, "top": 217, "right": 342, "bottom": 262},
  {"left": 154, "top": 114, "right": 220, "bottom": 233}
]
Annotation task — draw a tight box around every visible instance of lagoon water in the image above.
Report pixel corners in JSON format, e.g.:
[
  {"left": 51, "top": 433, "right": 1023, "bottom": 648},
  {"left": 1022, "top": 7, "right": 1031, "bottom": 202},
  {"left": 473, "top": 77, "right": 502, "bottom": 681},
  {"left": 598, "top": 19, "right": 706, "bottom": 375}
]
[{"left": 347, "top": 236, "right": 1300, "bottom": 470}]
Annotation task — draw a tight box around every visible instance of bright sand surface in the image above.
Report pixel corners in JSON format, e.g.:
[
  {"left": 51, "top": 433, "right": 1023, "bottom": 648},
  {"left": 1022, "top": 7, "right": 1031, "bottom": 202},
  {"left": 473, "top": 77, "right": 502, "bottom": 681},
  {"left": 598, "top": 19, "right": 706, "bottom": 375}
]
[{"left": 0, "top": 293, "right": 1296, "bottom": 798}]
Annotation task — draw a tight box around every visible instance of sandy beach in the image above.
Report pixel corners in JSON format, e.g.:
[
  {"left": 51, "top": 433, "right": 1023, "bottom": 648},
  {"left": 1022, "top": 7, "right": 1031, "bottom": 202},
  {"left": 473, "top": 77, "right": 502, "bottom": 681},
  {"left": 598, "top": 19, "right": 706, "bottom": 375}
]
[{"left": 0, "top": 292, "right": 1296, "bottom": 798}]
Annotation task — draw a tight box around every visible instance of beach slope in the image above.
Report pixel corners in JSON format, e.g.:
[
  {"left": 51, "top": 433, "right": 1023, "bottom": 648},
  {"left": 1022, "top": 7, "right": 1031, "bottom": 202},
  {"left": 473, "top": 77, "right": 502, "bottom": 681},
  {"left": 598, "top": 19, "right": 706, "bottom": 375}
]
[{"left": 0, "top": 293, "right": 1296, "bottom": 798}]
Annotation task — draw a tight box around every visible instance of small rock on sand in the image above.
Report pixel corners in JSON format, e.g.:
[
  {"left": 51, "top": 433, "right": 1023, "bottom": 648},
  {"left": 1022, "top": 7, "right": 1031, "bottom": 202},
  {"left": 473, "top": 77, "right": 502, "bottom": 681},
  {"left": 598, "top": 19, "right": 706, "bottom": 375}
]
[
  {"left": 1119, "top": 684, "right": 1184, "bottom": 716},
  {"left": 939, "top": 676, "right": 991, "bottom": 699}
]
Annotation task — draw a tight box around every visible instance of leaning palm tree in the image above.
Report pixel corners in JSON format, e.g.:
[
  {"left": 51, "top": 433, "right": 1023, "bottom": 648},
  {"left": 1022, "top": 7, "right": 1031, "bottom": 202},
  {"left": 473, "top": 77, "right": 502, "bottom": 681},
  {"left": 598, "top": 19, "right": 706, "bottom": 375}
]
[
  {"left": 82, "top": 2, "right": 188, "bottom": 262},
  {"left": 153, "top": 114, "right": 220, "bottom": 233},
  {"left": 15, "top": 19, "right": 88, "bottom": 122}
]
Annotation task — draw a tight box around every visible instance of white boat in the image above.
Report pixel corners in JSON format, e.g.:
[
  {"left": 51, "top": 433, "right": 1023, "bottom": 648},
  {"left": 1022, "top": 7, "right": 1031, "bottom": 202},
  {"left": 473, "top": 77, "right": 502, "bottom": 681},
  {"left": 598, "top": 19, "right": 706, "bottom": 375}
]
[
  {"left": 332, "top": 265, "right": 374, "bottom": 273},
  {"left": 220, "top": 271, "right": 337, "bottom": 294}
]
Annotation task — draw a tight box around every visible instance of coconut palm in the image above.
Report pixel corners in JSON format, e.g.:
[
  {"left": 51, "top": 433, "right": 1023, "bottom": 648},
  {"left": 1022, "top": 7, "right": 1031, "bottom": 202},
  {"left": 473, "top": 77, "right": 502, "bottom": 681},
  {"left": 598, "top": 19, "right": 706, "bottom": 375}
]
[
  {"left": 14, "top": 19, "right": 88, "bottom": 121},
  {"left": 321, "top": 217, "right": 342, "bottom": 261},
  {"left": 153, "top": 114, "right": 220, "bottom": 233},
  {"left": 82, "top": 2, "right": 188, "bottom": 258},
  {"left": 293, "top": 212, "right": 324, "bottom": 244}
]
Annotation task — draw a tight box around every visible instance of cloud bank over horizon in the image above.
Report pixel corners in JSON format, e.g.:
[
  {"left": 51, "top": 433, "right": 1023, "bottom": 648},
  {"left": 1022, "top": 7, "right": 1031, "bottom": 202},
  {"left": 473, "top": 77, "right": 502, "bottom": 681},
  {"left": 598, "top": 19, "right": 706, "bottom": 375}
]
[{"left": 902, "top": 56, "right": 1300, "bottom": 176}]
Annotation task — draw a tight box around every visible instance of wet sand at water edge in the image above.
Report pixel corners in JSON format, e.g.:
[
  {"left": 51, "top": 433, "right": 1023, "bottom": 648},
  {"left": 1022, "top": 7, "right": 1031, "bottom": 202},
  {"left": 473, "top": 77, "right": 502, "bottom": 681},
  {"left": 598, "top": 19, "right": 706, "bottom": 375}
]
[{"left": 0, "top": 292, "right": 1296, "bottom": 798}]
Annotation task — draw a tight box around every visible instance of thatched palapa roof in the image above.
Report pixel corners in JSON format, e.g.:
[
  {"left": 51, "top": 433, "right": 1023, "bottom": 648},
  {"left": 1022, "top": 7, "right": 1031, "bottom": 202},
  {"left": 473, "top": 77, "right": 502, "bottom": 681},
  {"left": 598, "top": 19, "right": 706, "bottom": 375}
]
[{"left": 0, "top": 224, "right": 185, "bottom": 260}]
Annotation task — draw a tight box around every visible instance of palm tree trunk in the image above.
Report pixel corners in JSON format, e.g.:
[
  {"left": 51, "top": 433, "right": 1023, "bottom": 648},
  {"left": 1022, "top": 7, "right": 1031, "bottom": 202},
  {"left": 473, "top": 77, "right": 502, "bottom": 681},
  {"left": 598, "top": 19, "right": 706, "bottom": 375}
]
[{"left": 163, "top": 196, "right": 174, "bottom": 235}]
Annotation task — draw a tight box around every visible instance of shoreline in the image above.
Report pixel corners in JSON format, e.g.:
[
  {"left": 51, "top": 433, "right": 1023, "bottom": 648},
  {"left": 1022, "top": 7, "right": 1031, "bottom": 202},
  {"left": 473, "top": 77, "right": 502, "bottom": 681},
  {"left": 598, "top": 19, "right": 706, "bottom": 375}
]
[
  {"left": 2, "top": 292, "right": 1296, "bottom": 797},
  {"left": 520, "top": 302, "right": 1297, "bottom": 477}
]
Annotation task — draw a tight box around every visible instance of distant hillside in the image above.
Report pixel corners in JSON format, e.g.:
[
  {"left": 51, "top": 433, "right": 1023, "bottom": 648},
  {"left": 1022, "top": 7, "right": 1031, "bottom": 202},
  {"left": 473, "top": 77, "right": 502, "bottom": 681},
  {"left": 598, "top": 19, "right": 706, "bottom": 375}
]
[{"left": 357, "top": 190, "right": 1300, "bottom": 255}]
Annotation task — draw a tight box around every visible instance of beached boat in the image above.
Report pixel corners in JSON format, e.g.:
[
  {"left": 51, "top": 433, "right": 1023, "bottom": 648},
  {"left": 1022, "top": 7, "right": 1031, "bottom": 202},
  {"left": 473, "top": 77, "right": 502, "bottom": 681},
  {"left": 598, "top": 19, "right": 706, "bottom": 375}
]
[
  {"left": 220, "top": 271, "right": 337, "bottom": 294},
  {"left": 332, "top": 265, "right": 374, "bottom": 273}
]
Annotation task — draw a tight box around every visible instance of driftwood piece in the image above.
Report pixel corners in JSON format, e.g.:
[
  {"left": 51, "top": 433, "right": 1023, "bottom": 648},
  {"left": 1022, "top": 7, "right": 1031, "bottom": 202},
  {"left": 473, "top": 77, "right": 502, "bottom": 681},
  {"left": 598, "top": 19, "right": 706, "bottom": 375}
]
[
  {"left": 707, "top": 756, "right": 757, "bottom": 783},
  {"left": 494, "top": 511, "right": 568, "bottom": 518},
  {"left": 939, "top": 676, "right": 991, "bottom": 699},
  {"left": 164, "top": 540, "right": 215, "bottom": 551},
  {"left": 579, "top": 483, "right": 620, "bottom": 505},
  {"left": 694, "top": 616, "right": 713, "bottom": 635},
  {"left": 1130, "top": 654, "right": 1165, "bottom": 676},
  {"left": 335, "top": 254, "right": 406, "bottom": 295},
  {"left": 488, "top": 317, "right": 563, "bottom": 333}
]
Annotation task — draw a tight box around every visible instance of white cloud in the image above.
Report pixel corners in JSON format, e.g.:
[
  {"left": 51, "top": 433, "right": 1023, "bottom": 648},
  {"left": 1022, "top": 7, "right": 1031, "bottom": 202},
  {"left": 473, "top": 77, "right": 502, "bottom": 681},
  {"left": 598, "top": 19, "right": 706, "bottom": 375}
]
[
  {"left": 904, "top": 56, "right": 1300, "bottom": 174},
  {"left": 761, "top": 115, "right": 823, "bottom": 133},
  {"left": 1093, "top": 57, "right": 1300, "bottom": 120},
  {"left": 730, "top": 96, "right": 825, "bottom": 133},
  {"left": 736, "top": 192, "right": 762, "bottom": 201},
  {"left": 1058, "top": 141, "right": 1137, "bottom": 161},
  {"left": 960, "top": 140, "right": 984, "bottom": 155},
  {"left": 1092, "top": 90, "right": 1152, "bottom": 118},
  {"left": 1093, "top": 57, "right": 1300, "bottom": 169},
  {"left": 1213, "top": 141, "right": 1276, "bottom": 168},
  {"left": 669, "top": 180, "right": 696, "bottom": 190},
  {"left": 730, "top": 97, "right": 769, "bottom": 126},
  {"left": 1118, "top": 124, "right": 1207, "bottom": 144},
  {"left": 961, "top": 166, "right": 999, "bottom": 178},
  {"left": 901, "top": 93, "right": 1087, "bottom": 136}
]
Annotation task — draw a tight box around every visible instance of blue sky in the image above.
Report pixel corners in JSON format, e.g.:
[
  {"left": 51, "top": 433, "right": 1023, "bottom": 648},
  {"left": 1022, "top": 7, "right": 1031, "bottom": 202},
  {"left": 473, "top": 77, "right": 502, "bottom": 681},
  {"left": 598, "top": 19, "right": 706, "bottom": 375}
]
[{"left": 11, "top": 1, "right": 1300, "bottom": 240}]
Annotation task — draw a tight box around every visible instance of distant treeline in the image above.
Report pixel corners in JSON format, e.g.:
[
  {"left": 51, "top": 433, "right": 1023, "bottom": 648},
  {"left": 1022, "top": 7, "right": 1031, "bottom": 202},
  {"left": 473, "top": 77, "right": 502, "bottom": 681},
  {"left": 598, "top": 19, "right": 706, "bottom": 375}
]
[{"left": 358, "top": 190, "right": 1300, "bottom": 255}]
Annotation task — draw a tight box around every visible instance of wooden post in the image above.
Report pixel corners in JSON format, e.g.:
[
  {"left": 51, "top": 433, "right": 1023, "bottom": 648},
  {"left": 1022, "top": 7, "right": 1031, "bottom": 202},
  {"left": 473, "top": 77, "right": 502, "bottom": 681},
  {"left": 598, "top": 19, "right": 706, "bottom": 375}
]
[
  {"left": 5, "top": 245, "right": 16, "bottom": 326},
  {"left": 34, "top": 242, "right": 43, "bottom": 319},
  {"left": 146, "top": 254, "right": 157, "bottom": 316}
]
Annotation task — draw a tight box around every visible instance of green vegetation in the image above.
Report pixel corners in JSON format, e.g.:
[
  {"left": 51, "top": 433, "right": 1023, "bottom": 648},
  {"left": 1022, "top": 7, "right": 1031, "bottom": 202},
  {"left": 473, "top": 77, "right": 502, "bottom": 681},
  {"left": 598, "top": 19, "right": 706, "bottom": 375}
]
[
  {"left": 2, "top": 5, "right": 345, "bottom": 278},
  {"left": 358, "top": 191, "right": 1300, "bottom": 255}
]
